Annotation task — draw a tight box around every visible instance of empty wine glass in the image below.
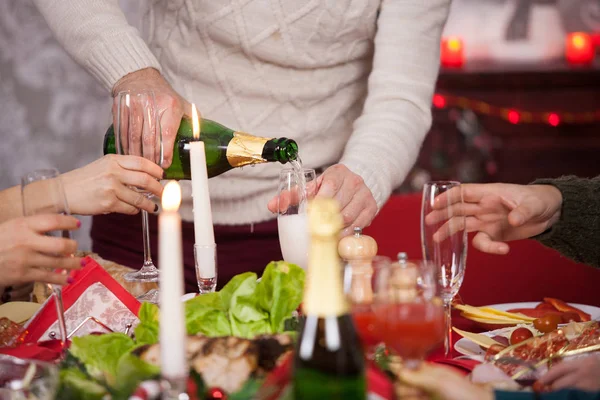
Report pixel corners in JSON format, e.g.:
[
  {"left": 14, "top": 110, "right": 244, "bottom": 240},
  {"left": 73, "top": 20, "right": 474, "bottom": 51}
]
[
  {"left": 21, "top": 169, "right": 71, "bottom": 349},
  {"left": 276, "top": 168, "right": 316, "bottom": 270},
  {"left": 373, "top": 259, "right": 445, "bottom": 369},
  {"left": 421, "top": 181, "right": 467, "bottom": 358},
  {"left": 115, "top": 89, "right": 163, "bottom": 302}
]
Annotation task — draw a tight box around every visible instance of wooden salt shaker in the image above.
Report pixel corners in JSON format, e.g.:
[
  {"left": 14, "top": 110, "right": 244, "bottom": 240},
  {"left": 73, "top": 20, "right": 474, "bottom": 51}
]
[{"left": 338, "top": 227, "right": 378, "bottom": 304}]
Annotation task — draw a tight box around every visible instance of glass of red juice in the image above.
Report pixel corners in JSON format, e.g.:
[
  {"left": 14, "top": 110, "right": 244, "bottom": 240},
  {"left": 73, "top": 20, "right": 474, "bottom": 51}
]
[
  {"left": 344, "top": 256, "right": 391, "bottom": 358},
  {"left": 373, "top": 260, "right": 445, "bottom": 369}
]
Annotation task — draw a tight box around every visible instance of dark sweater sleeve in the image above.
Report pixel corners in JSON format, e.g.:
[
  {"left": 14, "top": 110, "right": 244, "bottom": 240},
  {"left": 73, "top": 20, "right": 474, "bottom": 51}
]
[
  {"left": 495, "top": 389, "right": 600, "bottom": 400},
  {"left": 531, "top": 176, "right": 600, "bottom": 268}
]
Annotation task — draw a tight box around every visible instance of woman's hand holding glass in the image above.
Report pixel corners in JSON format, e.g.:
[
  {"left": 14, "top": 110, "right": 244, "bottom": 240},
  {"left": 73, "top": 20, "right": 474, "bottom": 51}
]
[
  {"left": 61, "top": 154, "right": 164, "bottom": 216},
  {"left": 0, "top": 215, "right": 82, "bottom": 286}
]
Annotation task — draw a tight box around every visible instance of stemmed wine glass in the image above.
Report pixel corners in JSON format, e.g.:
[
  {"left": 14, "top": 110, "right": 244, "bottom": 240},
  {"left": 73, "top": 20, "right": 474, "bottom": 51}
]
[
  {"left": 276, "top": 168, "right": 316, "bottom": 270},
  {"left": 420, "top": 181, "right": 467, "bottom": 357},
  {"left": 344, "top": 255, "right": 391, "bottom": 358},
  {"left": 21, "top": 169, "right": 71, "bottom": 349},
  {"left": 373, "top": 259, "right": 445, "bottom": 369},
  {"left": 115, "top": 89, "right": 163, "bottom": 302}
]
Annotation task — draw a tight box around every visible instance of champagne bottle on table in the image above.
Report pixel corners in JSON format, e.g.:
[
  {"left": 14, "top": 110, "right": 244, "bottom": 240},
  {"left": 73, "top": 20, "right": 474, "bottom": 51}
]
[
  {"left": 103, "top": 117, "right": 299, "bottom": 179},
  {"left": 293, "top": 198, "right": 366, "bottom": 400}
]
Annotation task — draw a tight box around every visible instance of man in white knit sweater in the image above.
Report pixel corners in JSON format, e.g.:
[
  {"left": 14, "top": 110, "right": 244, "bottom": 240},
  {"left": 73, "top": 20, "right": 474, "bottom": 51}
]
[{"left": 33, "top": 0, "right": 450, "bottom": 289}]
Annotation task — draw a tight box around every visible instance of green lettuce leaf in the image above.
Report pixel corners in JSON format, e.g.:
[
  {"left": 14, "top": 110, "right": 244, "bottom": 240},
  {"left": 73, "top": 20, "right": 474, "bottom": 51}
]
[
  {"left": 113, "top": 351, "right": 161, "bottom": 396},
  {"left": 58, "top": 368, "right": 108, "bottom": 400},
  {"left": 70, "top": 333, "right": 135, "bottom": 386},
  {"left": 134, "top": 302, "right": 160, "bottom": 346},
  {"left": 255, "top": 261, "right": 305, "bottom": 332},
  {"left": 185, "top": 292, "right": 231, "bottom": 336}
]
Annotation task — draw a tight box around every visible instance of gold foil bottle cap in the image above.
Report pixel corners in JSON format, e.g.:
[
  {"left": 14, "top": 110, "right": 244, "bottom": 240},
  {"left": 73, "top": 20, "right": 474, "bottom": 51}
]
[{"left": 308, "top": 198, "right": 343, "bottom": 237}]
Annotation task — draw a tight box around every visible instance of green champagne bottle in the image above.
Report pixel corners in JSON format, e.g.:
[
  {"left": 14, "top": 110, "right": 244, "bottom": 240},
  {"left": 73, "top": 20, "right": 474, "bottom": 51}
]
[
  {"left": 103, "top": 117, "right": 298, "bottom": 179},
  {"left": 293, "top": 198, "right": 366, "bottom": 400}
]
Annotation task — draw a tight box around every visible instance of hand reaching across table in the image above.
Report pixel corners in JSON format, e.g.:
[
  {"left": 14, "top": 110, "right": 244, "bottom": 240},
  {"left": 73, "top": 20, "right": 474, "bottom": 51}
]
[
  {"left": 538, "top": 353, "right": 600, "bottom": 392},
  {"left": 425, "top": 183, "right": 563, "bottom": 255},
  {"left": 0, "top": 215, "right": 82, "bottom": 286}
]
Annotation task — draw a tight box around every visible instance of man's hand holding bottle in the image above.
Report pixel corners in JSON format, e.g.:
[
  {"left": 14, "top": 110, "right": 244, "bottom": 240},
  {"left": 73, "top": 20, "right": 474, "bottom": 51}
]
[{"left": 111, "top": 67, "right": 192, "bottom": 168}]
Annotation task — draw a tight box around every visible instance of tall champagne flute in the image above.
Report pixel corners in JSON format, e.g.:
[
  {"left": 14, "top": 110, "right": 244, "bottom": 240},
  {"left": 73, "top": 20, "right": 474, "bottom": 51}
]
[
  {"left": 22, "top": 169, "right": 71, "bottom": 349},
  {"left": 420, "top": 181, "right": 467, "bottom": 358},
  {"left": 115, "top": 90, "right": 163, "bottom": 298},
  {"left": 277, "top": 168, "right": 316, "bottom": 270}
]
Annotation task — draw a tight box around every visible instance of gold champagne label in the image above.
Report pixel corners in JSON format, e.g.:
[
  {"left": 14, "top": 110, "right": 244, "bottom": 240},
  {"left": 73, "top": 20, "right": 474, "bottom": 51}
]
[
  {"left": 225, "top": 131, "right": 269, "bottom": 167},
  {"left": 303, "top": 199, "right": 349, "bottom": 317}
]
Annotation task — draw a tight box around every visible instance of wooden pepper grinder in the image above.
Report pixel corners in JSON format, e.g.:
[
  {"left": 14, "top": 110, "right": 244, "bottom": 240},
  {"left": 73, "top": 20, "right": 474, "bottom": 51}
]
[
  {"left": 390, "top": 252, "right": 419, "bottom": 302},
  {"left": 338, "top": 227, "right": 378, "bottom": 304}
]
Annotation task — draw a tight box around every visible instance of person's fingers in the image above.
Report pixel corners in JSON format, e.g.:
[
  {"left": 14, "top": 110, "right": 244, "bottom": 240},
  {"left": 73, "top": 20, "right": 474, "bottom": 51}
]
[
  {"left": 316, "top": 170, "right": 344, "bottom": 200},
  {"left": 432, "top": 185, "right": 465, "bottom": 210},
  {"left": 128, "top": 96, "right": 144, "bottom": 157},
  {"left": 539, "top": 361, "right": 575, "bottom": 385},
  {"left": 267, "top": 196, "right": 278, "bottom": 213},
  {"left": 507, "top": 197, "right": 544, "bottom": 227},
  {"left": 116, "top": 155, "right": 164, "bottom": 180},
  {"left": 472, "top": 231, "right": 510, "bottom": 254},
  {"left": 28, "top": 252, "right": 82, "bottom": 271},
  {"left": 25, "top": 214, "right": 80, "bottom": 234},
  {"left": 339, "top": 188, "right": 377, "bottom": 228},
  {"left": 119, "top": 170, "right": 163, "bottom": 198},
  {"left": 26, "top": 268, "right": 69, "bottom": 286},
  {"left": 115, "top": 185, "right": 156, "bottom": 214},
  {"left": 431, "top": 215, "right": 470, "bottom": 243},
  {"left": 115, "top": 95, "right": 130, "bottom": 155},
  {"left": 546, "top": 373, "right": 579, "bottom": 391},
  {"left": 341, "top": 205, "right": 377, "bottom": 237},
  {"left": 334, "top": 174, "right": 363, "bottom": 210},
  {"left": 30, "top": 235, "right": 78, "bottom": 256},
  {"left": 142, "top": 97, "right": 156, "bottom": 161},
  {"left": 159, "top": 106, "right": 183, "bottom": 168},
  {"left": 425, "top": 203, "right": 481, "bottom": 226}
]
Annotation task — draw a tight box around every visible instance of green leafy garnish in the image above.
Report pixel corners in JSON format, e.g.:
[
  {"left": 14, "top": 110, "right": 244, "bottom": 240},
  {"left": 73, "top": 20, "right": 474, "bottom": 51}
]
[{"left": 70, "top": 333, "right": 135, "bottom": 386}]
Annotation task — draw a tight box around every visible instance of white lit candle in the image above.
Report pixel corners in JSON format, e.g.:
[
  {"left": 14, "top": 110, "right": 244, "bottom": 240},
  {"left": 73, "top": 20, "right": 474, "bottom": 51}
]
[
  {"left": 190, "top": 104, "right": 216, "bottom": 277},
  {"left": 159, "top": 181, "right": 187, "bottom": 380}
]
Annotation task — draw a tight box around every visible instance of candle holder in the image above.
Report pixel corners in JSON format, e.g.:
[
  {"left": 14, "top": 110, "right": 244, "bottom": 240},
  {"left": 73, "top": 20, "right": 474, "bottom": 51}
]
[
  {"left": 161, "top": 376, "right": 189, "bottom": 400},
  {"left": 194, "top": 244, "right": 217, "bottom": 294}
]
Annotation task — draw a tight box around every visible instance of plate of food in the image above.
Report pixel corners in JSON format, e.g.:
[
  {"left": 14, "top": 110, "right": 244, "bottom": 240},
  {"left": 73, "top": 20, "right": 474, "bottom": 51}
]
[
  {"left": 456, "top": 298, "right": 598, "bottom": 331},
  {"left": 455, "top": 298, "right": 600, "bottom": 357}
]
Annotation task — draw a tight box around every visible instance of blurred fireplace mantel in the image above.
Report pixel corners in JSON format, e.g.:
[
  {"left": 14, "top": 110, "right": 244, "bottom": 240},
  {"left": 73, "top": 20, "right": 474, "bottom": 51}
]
[{"left": 416, "top": 59, "right": 600, "bottom": 186}]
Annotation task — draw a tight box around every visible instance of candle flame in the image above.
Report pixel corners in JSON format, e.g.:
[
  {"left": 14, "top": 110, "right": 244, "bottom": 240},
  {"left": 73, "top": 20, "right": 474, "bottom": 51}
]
[
  {"left": 192, "top": 103, "right": 200, "bottom": 140},
  {"left": 162, "top": 181, "right": 182, "bottom": 212},
  {"left": 447, "top": 37, "right": 462, "bottom": 51},
  {"left": 571, "top": 33, "right": 587, "bottom": 49}
]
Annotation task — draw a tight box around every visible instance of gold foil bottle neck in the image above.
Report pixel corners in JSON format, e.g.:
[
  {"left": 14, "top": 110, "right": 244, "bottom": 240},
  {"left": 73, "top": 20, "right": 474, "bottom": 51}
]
[{"left": 225, "top": 131, "right": 269, "bottom": 167}]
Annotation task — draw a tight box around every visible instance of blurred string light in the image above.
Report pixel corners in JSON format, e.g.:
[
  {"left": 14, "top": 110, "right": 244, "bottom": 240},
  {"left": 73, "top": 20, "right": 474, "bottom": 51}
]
[{"left": 432, "top": 93, "right": 600, "bottom": 126}]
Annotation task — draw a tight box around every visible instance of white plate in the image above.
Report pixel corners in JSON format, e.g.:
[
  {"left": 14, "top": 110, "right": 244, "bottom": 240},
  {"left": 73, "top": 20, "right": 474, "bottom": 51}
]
[{"left": 454, "top": 301, "right": 600, "bottom": 358}]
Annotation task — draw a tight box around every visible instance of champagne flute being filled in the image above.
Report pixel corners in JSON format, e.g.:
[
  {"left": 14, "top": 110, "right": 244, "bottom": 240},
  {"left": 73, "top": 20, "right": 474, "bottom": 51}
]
[{"left": 277, "top": 168, "right": 316, "bottom": 271}]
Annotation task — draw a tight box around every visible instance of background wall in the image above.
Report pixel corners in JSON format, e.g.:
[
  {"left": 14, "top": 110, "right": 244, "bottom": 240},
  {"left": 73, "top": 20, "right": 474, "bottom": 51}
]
[{"left": 0, "top": 0, "right": 140, "bottom": 250}]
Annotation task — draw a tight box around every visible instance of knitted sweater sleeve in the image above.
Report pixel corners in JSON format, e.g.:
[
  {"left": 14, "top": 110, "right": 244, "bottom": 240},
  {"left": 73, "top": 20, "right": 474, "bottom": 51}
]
[
  {"left": 32, "top": 0, "right": 161, "bottom": 91},
  {"left": 532, "top": 175, "right": 600, "bottom": 268},
  {"left": 339, "top": 0, "right": 451, "bottom": 209}
]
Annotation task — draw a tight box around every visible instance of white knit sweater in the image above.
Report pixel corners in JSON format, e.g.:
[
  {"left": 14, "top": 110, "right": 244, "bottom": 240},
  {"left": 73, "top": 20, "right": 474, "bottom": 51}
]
[{"left": 33, "top": 0, "right": 450, "bottom": 225}]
